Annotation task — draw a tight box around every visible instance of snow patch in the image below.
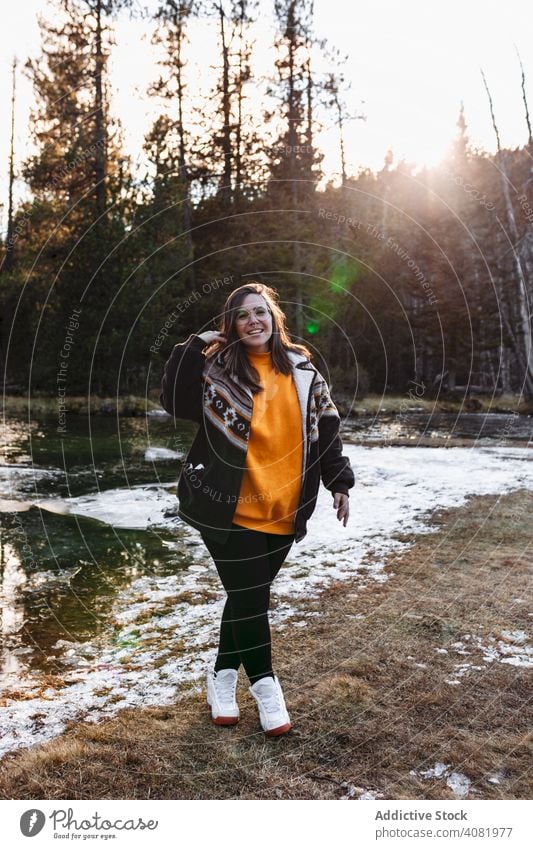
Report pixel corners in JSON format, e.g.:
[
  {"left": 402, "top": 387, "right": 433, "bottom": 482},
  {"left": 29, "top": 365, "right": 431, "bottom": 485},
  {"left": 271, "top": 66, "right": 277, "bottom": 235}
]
[
  {"left": 144, "top": 447, "right": 184, "bottom": 462},
  {"left": 410, "top": 762, "right": 472, "bottom": 797}
]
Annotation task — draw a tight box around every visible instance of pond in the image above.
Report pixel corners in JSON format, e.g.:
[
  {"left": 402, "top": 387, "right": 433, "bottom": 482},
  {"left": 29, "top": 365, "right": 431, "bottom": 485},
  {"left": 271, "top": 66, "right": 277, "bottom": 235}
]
[{"left": 344, "top": 410, "right": 532, "bottom": 443}]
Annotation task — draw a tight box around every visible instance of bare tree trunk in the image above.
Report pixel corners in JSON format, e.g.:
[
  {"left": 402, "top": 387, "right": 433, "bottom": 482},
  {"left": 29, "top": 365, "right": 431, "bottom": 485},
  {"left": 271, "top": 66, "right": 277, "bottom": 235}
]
[
  {"left": 174, "top": 4, "right": 196, "bottom": 301},
  {"left": 497, "top": 148, "right": 533, "bottom": 397},
  {"left": 2, "top": 58, "right": 17, "bottom": 273},
  {"left": 516, "top": 46, "right": 532, "bottom": 149},
  {"left": 234, "top": 1, "right": 246, "bottom": 203},
  {"left": 287, "top": 1, "right": 303, "bottom": 337},
  {"left": 94, "top": 0, "right": 106, "bottom": 214},
  {"left": 337, "top": 98, "right": 347, "bottom": 185},
  {"left": 499, "top": 344, "right": 513, "bottom": 393},
  {"left": 217, "top": 2, "right": 232, "bottom": 207},
  {"left": 482, "top": 70, "right": 533, "bottom": 398}
]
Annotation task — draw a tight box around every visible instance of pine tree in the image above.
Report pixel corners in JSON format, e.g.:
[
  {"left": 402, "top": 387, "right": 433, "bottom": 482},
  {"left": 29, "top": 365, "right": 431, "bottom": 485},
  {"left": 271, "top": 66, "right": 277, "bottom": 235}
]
[
  {"left": 127, "top": 114, "right": 195, "bottom": 372},
  {"left": 264, "top": 0, "right": 324, "bottom": 340},
  {"left": 16, "top": 0, "right": 132, "bottom": 393},
  {"left": 151, "top": 0, "right": 198, "bottom": 286}
]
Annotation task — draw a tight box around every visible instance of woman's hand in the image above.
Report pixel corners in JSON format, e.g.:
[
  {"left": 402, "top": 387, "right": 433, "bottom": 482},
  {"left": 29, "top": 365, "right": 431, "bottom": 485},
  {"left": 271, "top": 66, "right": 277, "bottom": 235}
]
[
  {"left": 196, "top": 330, "right": 227, "bottom": 345},
  {"left": 333, "top": 492, "right": 349, "bottom": 527}
]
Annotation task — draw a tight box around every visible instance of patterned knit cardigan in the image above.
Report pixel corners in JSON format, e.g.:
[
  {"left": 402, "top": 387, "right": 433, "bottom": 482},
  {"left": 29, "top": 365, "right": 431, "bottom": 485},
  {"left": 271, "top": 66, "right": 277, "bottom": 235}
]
[{"left": 160, "top": 334, "right": 355, "bottom": 544}]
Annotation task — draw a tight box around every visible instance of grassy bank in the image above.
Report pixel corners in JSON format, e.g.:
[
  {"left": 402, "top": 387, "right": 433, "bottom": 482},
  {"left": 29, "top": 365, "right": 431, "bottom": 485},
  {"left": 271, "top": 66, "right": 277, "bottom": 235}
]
[
  {"left": 334, "top": 392, "right": 533, "bottom": 417},
  {"left": 2, "top": 392, "right": 531, "bottom": 418},
  {"left": 0, "top": 489, "right": 531, "bottom": 800},
  {"left": 2, "top": 394, "right": 160, "bottom": 417}
]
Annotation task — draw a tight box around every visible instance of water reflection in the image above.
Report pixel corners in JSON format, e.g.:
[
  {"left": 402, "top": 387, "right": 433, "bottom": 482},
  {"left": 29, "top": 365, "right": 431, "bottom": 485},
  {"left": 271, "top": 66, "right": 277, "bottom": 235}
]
[{"left": 344, "top": 411, "right": 532, "bottom": 442}]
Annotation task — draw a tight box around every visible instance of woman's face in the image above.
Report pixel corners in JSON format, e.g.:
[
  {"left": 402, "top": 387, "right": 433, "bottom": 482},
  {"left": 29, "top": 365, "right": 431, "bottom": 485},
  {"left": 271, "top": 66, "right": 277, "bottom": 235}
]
[{"left": 233, "top": 293, "right": 273, "bottom": 353}]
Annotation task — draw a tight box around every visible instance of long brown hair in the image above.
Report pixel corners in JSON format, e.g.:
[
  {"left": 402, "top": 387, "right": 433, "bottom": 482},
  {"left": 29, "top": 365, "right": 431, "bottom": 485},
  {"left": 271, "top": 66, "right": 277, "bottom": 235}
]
[{"left": 203, "top": 282, "right": 312, "bottom": 394}]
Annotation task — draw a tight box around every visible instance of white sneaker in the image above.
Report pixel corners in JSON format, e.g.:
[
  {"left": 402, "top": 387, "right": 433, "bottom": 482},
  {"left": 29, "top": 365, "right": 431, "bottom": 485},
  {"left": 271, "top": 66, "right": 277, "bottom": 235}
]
[
  {"left": 249, "top": 675, "right": 292, "bottom": 737},
  {"left": 207, "top": 669, "right": 240, "bottom": 725}
]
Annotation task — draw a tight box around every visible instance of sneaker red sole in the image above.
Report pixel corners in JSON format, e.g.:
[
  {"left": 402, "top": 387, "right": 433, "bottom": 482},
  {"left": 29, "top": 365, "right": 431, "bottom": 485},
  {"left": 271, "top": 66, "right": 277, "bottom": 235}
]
[
  {"left": 207, "top": 703, "right": 239, "bottom": 725},
  {"left": 212, "top": 715, "right": 239, "bottom": 726},
  {"left": 265, "top": 722, "right": 292, "bottom": 737}
]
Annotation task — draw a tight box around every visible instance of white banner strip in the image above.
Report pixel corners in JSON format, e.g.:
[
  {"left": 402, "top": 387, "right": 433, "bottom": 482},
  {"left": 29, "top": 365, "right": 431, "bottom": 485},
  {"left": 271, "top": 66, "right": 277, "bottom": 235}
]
[{"left": 1, "top": 799, "right": 531, "bottom": 848}]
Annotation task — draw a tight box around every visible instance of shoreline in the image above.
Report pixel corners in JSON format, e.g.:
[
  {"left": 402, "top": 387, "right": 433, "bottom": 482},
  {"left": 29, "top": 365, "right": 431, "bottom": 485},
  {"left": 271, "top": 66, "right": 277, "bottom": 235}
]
[
  {"left": 342, "top": 436, "right": 532, "bottom": 448},
  {"left": 0, "top": 488, "right": 531, "bottom": 800},
  {"left": 2, "top": 392, "right": 532, "bottom": 418}
]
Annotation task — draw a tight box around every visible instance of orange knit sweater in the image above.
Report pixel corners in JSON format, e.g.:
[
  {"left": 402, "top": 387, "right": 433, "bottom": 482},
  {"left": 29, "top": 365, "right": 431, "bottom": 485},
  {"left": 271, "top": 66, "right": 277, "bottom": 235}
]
[{"left": 232, "top": 349, "right": 303, "bottom": 534}]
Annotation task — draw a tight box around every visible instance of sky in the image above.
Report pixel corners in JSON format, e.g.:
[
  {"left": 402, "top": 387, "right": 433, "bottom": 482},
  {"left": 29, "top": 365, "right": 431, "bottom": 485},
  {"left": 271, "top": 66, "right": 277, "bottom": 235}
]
[{"left": 1, "top": 0, "right": 533, "bottom": 220}]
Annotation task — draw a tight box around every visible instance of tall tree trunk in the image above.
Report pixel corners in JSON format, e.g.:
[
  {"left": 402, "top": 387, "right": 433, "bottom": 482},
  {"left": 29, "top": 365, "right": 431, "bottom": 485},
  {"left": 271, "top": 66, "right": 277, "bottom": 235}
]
[
  {"left": 175, "top": 5, "right": 196, "bottom": 302},
  {"left": 498, "top": 344, "right": 513, "bottom": 393},
  {"left": 497, "top": 151, "right": 533, "bottom": 398},
  {"left": 3, "top": 58, "right": 17, "bottom": 273},
  {"left": 516, "top": 46, "right": 532, "bottom": 149},
  {"left": 287, "top": 2, "right": 303, "bottom": 336},
  {"left": 217, "top": 2, "right": 232, "bottom": 207},
  {"left": 482, "top": 70, "right": 533, "bottom": 398},
  {"left": 94, "top": 0, "right": 106, "bottom": 214},
  {"left": 337, "top": 99, "right": 346, "bottom": 185},
  {"left": 234, "top": 1, "right": 246, "bottom": 203}
]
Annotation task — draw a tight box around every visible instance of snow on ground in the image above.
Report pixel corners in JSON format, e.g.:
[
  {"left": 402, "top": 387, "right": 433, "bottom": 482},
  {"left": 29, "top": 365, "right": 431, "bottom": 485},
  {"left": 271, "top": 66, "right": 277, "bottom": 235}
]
[
  {"left": 1, "top": 444, "right": 532, "bottom": 760},
  {"left": 143, "top": 446, "right": 184, "bottom": 462},
  {"left": 409, "top": 761, "right": 515, "bottom": 796},
  {"left": 62, "top": 481, "right": 178, "bottom": 528},
  {"left": 341, "top": 784, "right": 384, "bottom": 800},
  {"left": 443, "top": 632, "right": 533, "bottom": 685},
  {"left": 65, "top": 444, "right": 533, "bottom": 584},
  {"left": 409, "top": 762, "right": 473, "bottom": 797}
]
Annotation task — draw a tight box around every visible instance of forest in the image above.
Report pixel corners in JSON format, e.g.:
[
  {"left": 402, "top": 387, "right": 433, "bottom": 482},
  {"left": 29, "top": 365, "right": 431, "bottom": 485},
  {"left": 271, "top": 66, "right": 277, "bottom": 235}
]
[{"left": 2, "top": 0, "right": 533, "bottom": 401}]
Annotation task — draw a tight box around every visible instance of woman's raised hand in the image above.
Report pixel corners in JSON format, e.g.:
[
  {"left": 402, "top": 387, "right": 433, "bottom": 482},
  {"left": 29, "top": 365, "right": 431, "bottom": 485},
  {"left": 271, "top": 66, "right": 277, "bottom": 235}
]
[{"left": 196, "top": 330, "right": 228, "bottom": 345}]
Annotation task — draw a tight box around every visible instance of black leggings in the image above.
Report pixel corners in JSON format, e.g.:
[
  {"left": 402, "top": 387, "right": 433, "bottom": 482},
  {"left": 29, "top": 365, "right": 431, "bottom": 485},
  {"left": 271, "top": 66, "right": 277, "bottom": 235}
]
[{"left": 200, "top": 523, "right": 295, "bottom": 685}]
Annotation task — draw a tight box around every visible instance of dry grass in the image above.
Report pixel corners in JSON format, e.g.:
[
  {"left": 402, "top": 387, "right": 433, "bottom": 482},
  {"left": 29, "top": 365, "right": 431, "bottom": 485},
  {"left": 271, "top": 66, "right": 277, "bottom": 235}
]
[
  {"left": 0, "top": 489, "right": 531, "bottom": 800},
  {"left": 4, "top": 391, "right": 531, "bottom": 418},
  {"left": 336, "top": 392, "right": 532, "bottom": 416},
  {"left": 2, "top": 394, "right": 159, "bottom": 416}
]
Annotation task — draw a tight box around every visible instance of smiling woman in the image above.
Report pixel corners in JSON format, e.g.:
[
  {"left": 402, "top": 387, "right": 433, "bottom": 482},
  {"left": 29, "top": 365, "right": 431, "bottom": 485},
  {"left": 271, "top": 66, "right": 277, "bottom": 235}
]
[
  {"left": 234, "top": 299, "right": 273, "bottom": 350},
  {"left": 159, "top": 281, "right": 355, "bottom": 737}
]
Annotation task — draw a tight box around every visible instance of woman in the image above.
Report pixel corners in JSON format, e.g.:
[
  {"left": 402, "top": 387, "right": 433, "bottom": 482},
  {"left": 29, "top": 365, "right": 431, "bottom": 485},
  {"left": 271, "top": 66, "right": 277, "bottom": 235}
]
[{"left": 160, "top": 282, "right": 354, "bottom": 736}]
